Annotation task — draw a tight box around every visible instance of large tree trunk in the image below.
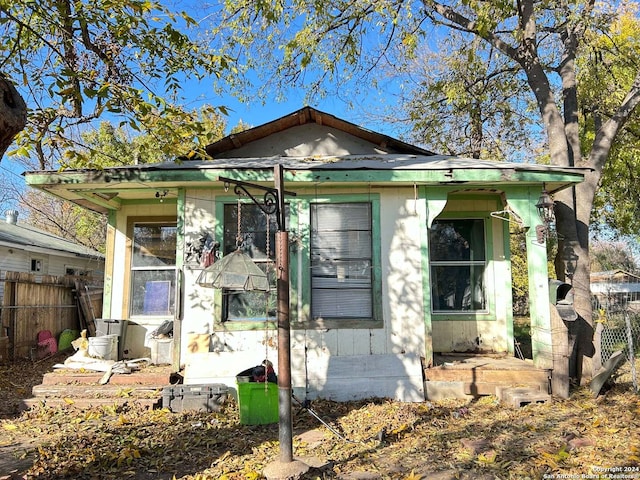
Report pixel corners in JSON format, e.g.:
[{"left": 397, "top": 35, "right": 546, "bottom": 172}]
[
  {"left": 555, "top": 184, "right": 595, "bottom": 383},
  {"left": 0, "top": 75, "right": 27, "bottom": 161}
]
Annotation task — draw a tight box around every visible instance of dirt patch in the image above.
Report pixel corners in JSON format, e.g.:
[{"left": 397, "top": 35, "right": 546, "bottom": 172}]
[{"left": 0, "top": 351, "right": 72, "bottom": 419}]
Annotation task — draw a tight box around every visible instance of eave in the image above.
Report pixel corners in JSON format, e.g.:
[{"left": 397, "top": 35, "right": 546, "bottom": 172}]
[{"left": 24, "top": 156, "right": 591, "bottom": 214}]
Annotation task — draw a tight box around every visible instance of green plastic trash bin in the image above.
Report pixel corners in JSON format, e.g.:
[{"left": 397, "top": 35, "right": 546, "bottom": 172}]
[{"left": 237, "top": 381, "right": 279, "bottom": 425}]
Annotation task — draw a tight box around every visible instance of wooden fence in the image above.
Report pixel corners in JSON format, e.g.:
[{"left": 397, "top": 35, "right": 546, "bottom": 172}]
[{"left": 0, "top": 271, "right": 103, "bottom": 360}]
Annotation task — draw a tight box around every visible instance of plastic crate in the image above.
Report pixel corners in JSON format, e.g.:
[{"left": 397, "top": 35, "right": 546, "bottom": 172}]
[
  {"left": 162, "top": 384, "right": 228, "bottom": 412},
  {"left": 237, "top": 381, "right": 279, "bottom": 425}
]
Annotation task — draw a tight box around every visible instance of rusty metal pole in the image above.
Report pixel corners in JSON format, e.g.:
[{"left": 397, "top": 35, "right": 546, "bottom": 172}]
[
  {"left": 276, "top": 229, "right": 292, "bottom": 463},
  {"left": 274, "top": 165, "right": 293, "bottom": 463}
]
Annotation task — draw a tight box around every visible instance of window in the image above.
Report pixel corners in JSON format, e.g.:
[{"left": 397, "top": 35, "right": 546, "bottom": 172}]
[
  {"left": 31, "top": 258, "right": 43, "bottom": 272},
  {"left": 221, "top": 203, "right": 278, "bottom": 322},
  {"left": 310, "top": 203, "right": 373, "bottom": 320},
  {"left": 130, "top": 221, "right": 177, "bottom": 316},
  {"left": 429, "top": 219, "right": 487, "bottom": 312}
]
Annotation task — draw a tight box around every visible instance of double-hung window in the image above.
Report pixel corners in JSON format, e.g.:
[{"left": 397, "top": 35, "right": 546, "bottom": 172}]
[
  {"left": 221, "top": 203, "right": 278, "bottom": 322},
  {"left": 429, "top": 219, "right": 487, "bottom": 312},
  {"left": 130, "top": 220, "right": 177, "bottom": 317},
  {"left": 310, "top": 202, "right": 373, "bottom": 321}
]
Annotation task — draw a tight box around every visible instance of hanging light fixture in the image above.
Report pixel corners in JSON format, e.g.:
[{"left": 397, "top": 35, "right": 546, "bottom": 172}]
[
  {"left": 196, "top": 249, "right": 269, "bottom": 291},
  {"left": 536, "top": 184, "right": 555, "bottom": 225},
  {"left": 196, "top": 197, "right": 269, "bottom": 292},
  {"left": 534, "top": 183, "right": 556, "bottom": 243}
]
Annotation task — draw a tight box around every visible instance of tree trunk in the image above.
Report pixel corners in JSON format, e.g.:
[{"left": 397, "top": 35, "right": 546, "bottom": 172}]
[
  {"left": 427, "top": 0, "right": 640, "bottom": 387},
  {"left": 469, "top": 99, "right": 483, "bottom": 159},
  {"left": 555, "top": 183, "right": 595, "bottom": 383},
  {"left": 0, "top": 75, "right": 27, "bottom": 160}
]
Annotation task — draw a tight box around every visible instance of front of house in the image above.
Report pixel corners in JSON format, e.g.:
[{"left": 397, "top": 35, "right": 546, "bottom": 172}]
[{"left": 24, "top": 107, "right": 588, "bottom": 401}]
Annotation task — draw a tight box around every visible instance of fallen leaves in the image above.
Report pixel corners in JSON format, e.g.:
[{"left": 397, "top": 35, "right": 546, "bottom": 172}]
[
  {"left": 403, "top": 470, "right": 423, "bottom": 480},
  {"left": 1, "top": 356, "right": 640, "bottom": 479}
]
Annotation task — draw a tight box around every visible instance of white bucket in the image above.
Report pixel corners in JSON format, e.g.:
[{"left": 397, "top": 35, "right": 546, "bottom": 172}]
[{"left": 88, "top": 335, "right": 118, "bottom": 361}]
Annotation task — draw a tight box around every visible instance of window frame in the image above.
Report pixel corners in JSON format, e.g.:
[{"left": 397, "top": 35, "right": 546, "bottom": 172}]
[
  {"left": 65, "top": 266, "right": 92, "bottom": 277},
  {"left": 297, "top": 195, "right": 382, "bottom": 330},
  {"left": 219, "top": 202, "right": 279, "bottom": 324},
  {"left": 213, "top": 194, "right": 383, "bottom": 331},
  {"left": 30, "top": 257, "right": 43, "bottom": 273},
  {"left": 428, "top": 216, "right": 492, "bottom": 317},
  {"left": 126, "top": 217, "right": 178, "bottom": 319}
]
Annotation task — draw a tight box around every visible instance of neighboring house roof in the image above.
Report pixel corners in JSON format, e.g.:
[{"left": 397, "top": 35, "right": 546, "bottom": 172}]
[
  {"left": 590, "top": 270, "right": 640, "bottom": 294},
  {"left": 0, "top": 217, "right": 103, "bottom": 260},
  {"left": 23, "top": 107, "right": 592, "bottom": 215},
  {"left": 591, "top": 270, "right": 640, "bottom": 282}
]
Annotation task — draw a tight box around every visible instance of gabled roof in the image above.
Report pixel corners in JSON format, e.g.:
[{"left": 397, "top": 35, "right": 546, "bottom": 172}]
[
  {"left": 23, "top": 106, "right": 592, "bottom": 214},
  {"left": 0, "top": 219, "right": 103, "bottom": 259},
  {"left": 205, "top": 106, "right": 436, "bottom": 158}
]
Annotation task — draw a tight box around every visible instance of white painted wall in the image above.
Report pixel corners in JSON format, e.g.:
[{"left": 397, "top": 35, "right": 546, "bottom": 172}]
[
  {"left": 181, "top": 187, "right": 426, "bottom": 401},
  {"left": 104, "top": 187, "right": 514, "bottom": 401},
  {"left": 0, "top": 247, "right": 29, "bottom": 302}
]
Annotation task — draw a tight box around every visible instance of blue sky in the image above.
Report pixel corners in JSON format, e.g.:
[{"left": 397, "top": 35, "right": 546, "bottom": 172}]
[{"left": 182, "top": 71, "right": 406, "bottom": 139}]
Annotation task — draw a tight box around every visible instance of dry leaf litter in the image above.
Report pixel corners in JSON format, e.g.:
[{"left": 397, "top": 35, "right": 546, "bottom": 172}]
[{"left": 0, "top": 354, "right": 639, "bottom": 480}]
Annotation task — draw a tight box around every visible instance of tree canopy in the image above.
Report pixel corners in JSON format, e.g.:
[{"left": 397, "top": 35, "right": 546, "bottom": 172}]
[
  {"left": 579, "top": 6, "right": 640, "bottom": 238},
  {"left": 590, "top": 240, "right": 639, "bottom": 274},
  {"left": 396, "top": 32, "right": 540, "bottom": 161},
  {"left": 0, "top": 0, "right": 231, "bottom": 169},
  {"left": 17, "top": 109, "right": 227, "bottom": 249}
]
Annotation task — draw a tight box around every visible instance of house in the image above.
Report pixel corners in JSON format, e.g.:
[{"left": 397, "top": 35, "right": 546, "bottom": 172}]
[
  {"left": 591, "top": 270, "right": 640, "bottom": 312},
  {"left": 23, "top": 107, "right": 589, "bottom": 401},
  {"left": 0, "top": 209, "right": 105, "bottom": 360},
  {"left": 0, "top": 209, "right": 104, "bottom": 303}
]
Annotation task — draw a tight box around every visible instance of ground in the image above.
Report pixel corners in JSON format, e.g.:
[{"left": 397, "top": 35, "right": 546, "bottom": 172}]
[{"left": 1, "top": 352, "right": 639, "bottom": 480}]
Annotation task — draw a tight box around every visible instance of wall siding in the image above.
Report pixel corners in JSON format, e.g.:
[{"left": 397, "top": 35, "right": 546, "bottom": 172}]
[
  {"left": 180, "top": 187, "right": 426, "bottom": 401},
  {"left": 1, "top": 246, "right": 102, "bottom": 304}
]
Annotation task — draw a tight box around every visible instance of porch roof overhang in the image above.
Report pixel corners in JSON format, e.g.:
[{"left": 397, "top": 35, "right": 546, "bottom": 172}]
[{"left": 24, "top": 154, "right": 590, "bottom": 214}]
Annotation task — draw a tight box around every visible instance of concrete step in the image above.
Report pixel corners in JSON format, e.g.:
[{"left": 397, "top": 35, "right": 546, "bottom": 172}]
[
  {"left": 20, "top": 366, "right": 177, "bottom": 412},
  {"left": 21, "top": 396, "right": 159, "bottom": 410},
  {"left": 425, "top": 366, "right": 551, "bottom": 386},
  {"left": 425, "top": 380, "right": 549, "bottom": 401},
  {"left": 32, "top": 383, "right": 164, "bottom": 398},
  {"left": 41, "top": 369, "right": 174, "bottom": 386},
  {"left": 424, "top": 360, "right": 552, "bottom": 401}
]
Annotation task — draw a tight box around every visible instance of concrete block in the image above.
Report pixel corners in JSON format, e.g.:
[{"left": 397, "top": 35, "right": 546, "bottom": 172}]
[
  {"left": 499, "top": 387, "right": 551, "bottom": 408},
  {"left": 425, "top": 381, "right": 474, "bottom": 401}
]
